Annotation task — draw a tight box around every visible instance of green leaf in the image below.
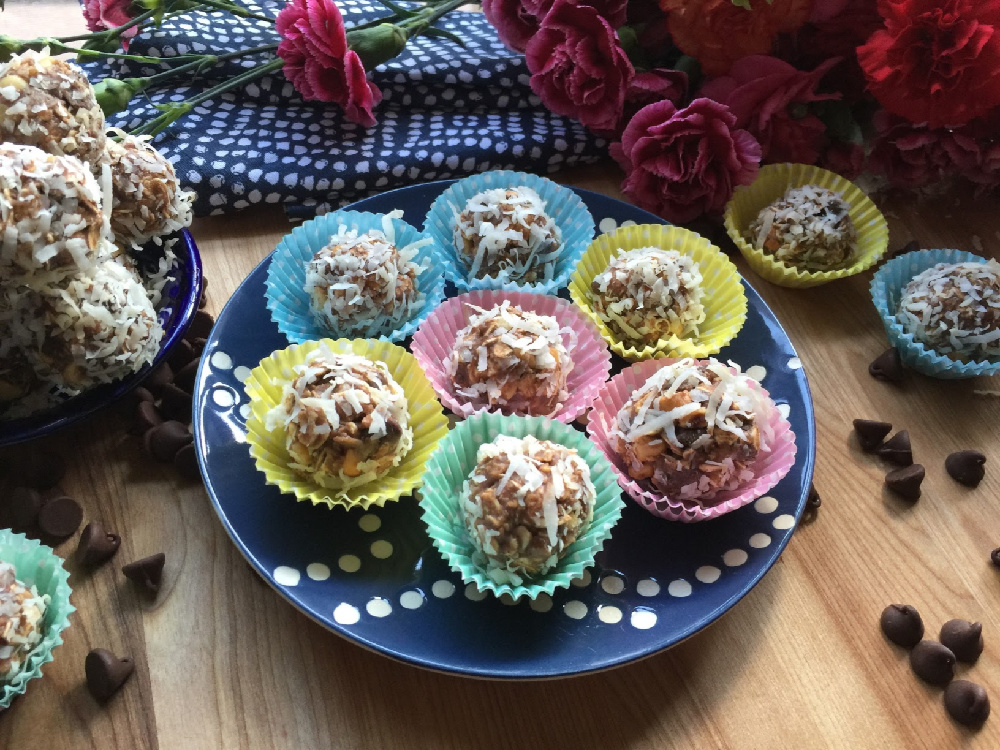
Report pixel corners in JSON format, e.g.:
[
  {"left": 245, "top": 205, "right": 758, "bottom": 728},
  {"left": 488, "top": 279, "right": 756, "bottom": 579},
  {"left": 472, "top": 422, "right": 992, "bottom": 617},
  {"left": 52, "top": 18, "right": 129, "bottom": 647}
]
[
  {"left": 420, "top": 27, "right": 465, "bottom": 47},
  {"left": 375, "top": 0, "right": 418, "bottom": 17}
]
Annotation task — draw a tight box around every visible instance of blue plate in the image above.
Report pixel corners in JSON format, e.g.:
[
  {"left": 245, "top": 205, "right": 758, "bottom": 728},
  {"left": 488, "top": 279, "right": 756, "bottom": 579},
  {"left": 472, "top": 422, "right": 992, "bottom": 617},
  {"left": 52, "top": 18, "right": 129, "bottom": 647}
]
[
  {"left": 0, "top": 230, "right": 203, "bottom": 446},
  {"left": 193, "top": 183, "right": 816, "bottom": 679}
]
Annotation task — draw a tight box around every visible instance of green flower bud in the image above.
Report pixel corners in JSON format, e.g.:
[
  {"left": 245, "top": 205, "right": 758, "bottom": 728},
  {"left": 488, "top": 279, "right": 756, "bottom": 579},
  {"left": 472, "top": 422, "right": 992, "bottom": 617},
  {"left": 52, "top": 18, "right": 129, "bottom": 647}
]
[
  {"left": 93, "top": 77, "right": 148, "bottom": 116},
  {"left": 0, "top": 35, "right": 23, "bottom": 63},
  {"left": 346, "top": 24, "right": 408, "bottom": 70}
]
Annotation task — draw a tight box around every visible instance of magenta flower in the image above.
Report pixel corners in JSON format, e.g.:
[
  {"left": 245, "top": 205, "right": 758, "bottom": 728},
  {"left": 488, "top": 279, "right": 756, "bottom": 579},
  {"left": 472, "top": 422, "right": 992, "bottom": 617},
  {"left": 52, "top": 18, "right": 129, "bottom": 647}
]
[
  {"left": 82, "top": 0, "right": 139, "bottom": 50},
  {"left": 868, "top": 110, "right": 980, "bottom": 189}
]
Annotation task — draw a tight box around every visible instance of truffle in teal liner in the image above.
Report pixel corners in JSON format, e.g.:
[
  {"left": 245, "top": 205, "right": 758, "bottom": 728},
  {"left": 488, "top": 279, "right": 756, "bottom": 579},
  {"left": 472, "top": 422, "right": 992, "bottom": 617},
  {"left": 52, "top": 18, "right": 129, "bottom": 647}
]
[
  {"left": 871, "top": 248, "right": 1000, "bottom": 380},
  {"left": 265, "top": 209, "right": 446, "bottom": 344},
  {"left": 419, "top": 412, "right": 625, "bottom": 601}
]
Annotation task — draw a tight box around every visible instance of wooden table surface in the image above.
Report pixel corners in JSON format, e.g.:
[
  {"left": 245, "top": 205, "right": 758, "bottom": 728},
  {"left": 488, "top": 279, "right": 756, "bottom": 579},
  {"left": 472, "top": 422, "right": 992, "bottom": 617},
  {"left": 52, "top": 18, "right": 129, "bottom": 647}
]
[{"left": 4, "top": 3, "right": 1000, "bottom": 748}]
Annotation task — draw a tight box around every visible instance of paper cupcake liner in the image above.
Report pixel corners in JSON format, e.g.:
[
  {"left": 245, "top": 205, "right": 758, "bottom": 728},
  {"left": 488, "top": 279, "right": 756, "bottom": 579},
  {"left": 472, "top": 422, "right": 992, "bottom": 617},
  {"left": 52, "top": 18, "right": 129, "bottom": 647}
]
[
  {"left": 569, "top": 224, "right": 747, "bottom": 362},
  {"left": 724, "top": 163, "right": 889, "bottom": 289},
  {"left": 264, "top": 210, "right": 446, "bottom": 344},
  {"left": 0, "top": 529, "right": 74, "bottom": 710},
  {"left": 423, "top": 170, "right": 595, "bottom": 294},
  {"left": 871, "top": 248, "right": 1000, "bottom": 379},
  {"left": 419, "top": 412, "right": 625, "bottom": 600},
  {"left": 586, "top": 359, "right": 797, "bottom": 523},
  {"left": 410, "top": 290, "right": 612, "bottom": 423},
  {"left": 244, "top": 338, "right": 450, "bottom": 510}
]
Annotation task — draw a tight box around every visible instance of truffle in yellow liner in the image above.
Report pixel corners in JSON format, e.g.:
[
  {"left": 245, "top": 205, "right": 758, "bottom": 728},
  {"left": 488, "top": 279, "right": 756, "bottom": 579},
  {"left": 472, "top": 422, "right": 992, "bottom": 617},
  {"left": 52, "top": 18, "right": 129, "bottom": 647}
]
[
  {"left": 244, "top": 338, "right": 449, "bottom": 510},
  {"left": 569, "top": 224, "right": 746, "bottom": 362}
]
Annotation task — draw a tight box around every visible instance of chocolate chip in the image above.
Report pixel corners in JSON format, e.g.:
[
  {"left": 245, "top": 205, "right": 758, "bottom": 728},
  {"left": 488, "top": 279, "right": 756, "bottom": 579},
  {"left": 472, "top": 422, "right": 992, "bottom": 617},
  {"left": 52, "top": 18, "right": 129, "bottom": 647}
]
[
  {"left": 807, "top": 484, "right": 821, "bottom": 509},
  {"left": 20, "top": 450, "right": 66, "bottom": 490},
  {"left": 159, "top": 383, "right": 193, "bottom": 423},
  {"left": 877, "top": 431, "right": 913, "bottom": 466},
  {"left": 940, "top": 619, "right": 984, "bottom": 663},
  {"left": 853, "top": 419, "right": 892, "bottom": 452},
  {"left": 173, "top": 359, "right": 200, "bottom": 394},
  {"left": 945, "top": 450, "right": 986, "bottom": 488},
  {"left": 891, "top": 239, "right": 920, "bottom": 259},
  {"left": 129, "top": 386, "right": 155, "bottom": 408},
  {"left": 143, "top": 362, "right": 173, "bottom": 397},
  {"left": 944, "top": 680, "right": 990, "bottom": 727},
  {"left": 5, "top": 486, "right": 42, "bottom": 533},
  {"left": 190, "top": 337, "right": 207, "bottom": 356},
  {"left": 77, "top": 522, "right": 121, "bottom": 566},
  {"left": 37, "top": 495, "right": 83, "bottom": 542},
  {"left": 130, "top": 400, "right": 163, "bottom": 436},
  {"left": 85, "top": 648, "right": 134, "bottom": 702},
  {"left": 910, "top": 640, "right": 956, "bottom": 685},
  {"left": 992, "top": 547, "right": 1000, "bottom": 568},
  {"left": 173, "top": 443, "right": 200, "bottom": 481},
  {"left": 186, "top": 310, "right": 215, "bottom": 341},
  {"left": 869, "top": 347, "right": 905, "bottom": 383},
  {"left": 122, "top": 552, "right": 165, "bottom": 594},
  {"left": 885, "top": 464, "right": 925, "bottom": 500},
  {"left": 880, "top": 604, "right": 924, "bottom": 648},
  {"left": 165, "top": 338, "right": 196, "bottom": 372},
  {"left": 144, "top": 421, "right": 193, "bottom": 463}
]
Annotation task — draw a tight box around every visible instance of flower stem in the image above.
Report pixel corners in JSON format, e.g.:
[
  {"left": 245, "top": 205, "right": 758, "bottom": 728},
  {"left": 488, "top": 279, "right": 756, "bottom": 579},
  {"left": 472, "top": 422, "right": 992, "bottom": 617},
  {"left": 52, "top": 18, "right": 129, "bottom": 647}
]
[
  {"left": 56, "top": 8, "right": 158, "bottom": 43},
  {"left": 195, "top": 0, "right": 275, "bottom": 23},
  {"left": 140, "top": 43, "right": 279, "bottom": 87},
  {"left": 401, "top": 0, "right": 469, "bottom": 40}
]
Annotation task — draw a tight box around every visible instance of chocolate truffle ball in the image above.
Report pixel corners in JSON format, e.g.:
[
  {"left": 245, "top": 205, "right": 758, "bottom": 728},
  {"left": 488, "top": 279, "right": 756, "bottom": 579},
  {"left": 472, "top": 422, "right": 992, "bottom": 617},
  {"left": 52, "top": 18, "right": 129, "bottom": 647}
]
[
  {"left": 897, "top": 260, "right": 1000, "bottom": 362},
  {"left": 747, "top": 185, "right": 858, "bottom": 270},
  {"left": 461, "top": 434, "right": 595, "bottom": 583},
  {"left": 304, "top": 214, "right": 425, "bottom": 337},
  {"left": 590, "top": 247, "right": 706, "bottom": 345},
  {"left": 0, "top": 50, "right": 106, "bottom": 171},
  {"left": 0, "top": 561, "right": 48, "bottom": 682},
  {"left": 266, "top": 350, "right": 413, "bottom": 489},
  {"left": 611, "top": 358, "right": 766, "bottom": 502},
  {"left": 447, "top": 301, "right": 573, "bottom": 417},
  {"left": 454, "top": 186, "right": 562, "bottom": 284}
]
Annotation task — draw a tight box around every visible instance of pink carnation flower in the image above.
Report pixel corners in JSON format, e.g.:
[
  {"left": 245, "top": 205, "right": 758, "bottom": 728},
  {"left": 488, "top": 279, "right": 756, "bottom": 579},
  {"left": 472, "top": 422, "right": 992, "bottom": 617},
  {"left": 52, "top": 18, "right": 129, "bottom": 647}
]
[
  {"left": 82, "top": 0, "right": 139, "bottom": 50},
  {"left": 868, "top": 110, "right": 980, "bottom": 189}
]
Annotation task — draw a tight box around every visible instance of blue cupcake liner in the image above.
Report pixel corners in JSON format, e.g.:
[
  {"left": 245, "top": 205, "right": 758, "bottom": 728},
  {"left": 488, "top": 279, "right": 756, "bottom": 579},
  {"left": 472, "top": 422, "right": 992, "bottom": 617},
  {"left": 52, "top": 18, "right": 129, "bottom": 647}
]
[
  {"left": 870, "top": 248, "right": 1000, "bottom": 379},
  {"left": 265, "top": 210, "right": 447, "bottom": 344},
  {"left": 424, "top": 170, "right": 595, "bottom": 294}
]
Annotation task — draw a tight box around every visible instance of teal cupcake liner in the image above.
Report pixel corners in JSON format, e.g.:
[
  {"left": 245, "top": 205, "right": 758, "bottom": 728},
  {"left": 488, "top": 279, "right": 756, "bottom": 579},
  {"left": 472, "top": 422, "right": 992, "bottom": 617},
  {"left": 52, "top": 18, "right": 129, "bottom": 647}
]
[
  {"left": 871, "top": 248, "right": 1000, "bottom": 380},
  {"left": 424, "top": 170, "right": 596, "bottom": 294},
  {"left": 419, "top": 412, "right": 625, "bottom": 601},
  {"left": 265, "top": 210, "right": 447, "bottom": 344},
  {"left": 0, "top": 529, "right": 74, "bottom": 709}
]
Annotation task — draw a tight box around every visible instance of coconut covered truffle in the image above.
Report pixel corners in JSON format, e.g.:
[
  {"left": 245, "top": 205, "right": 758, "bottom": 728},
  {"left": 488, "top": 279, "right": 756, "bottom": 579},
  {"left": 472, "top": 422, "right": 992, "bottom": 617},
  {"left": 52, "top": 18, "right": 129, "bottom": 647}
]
[
  {"left": 461, "top": 434, "right": 595, "bottom": 583},
  {"left": 454, "top": 187, "right": 562, "bottom": 283},
  {"left": 305, "top": 212, "right": 426, "bottom": 337},
  {"left": 0, "top": 562, "right": 49, "bottom": 683},
  {"left": 266, "top": 349, "right": 413, "bottom": 489},
  {"left": 0, "top": 50, "right": 106, "bottom": 171},
  {"left": 897, "top": 260, "right": 1000, "bottom": 362},
  {"left": 590, "top": 247, "right": 706, "bottom": 345},
  {"left": 747, "top": 185, "right": 858, "bottom": 270},
  {"left": 0, "top": 143, "right": 108, "bottom": 280},
  {"left": 611, "top": 359, "right": 768, "bottom": 503},
  {"left": 446, "top": 301, "right": 574, "bottom": 416}
]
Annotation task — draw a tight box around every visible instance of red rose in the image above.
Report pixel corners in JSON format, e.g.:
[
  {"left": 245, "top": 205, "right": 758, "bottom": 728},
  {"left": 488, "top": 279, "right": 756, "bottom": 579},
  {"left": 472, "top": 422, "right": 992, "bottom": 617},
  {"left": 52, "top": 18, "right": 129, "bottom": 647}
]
[
  {"left": 482, "top": 0, "right": 540, "bottom": 53},
  {"left": 700, "top": 55, "right": 841, "bottom": 165},
  {"left": 526, "top": 0, "right": 634, "bottom": 133},
  {"left": 611, "top": 97, "right": 762, "bottom": 223},
  {"left": 82, "top": 0, "right": 139, "bottom": 49},
  {"left": 276, "top": 0, "right": 383, "bottom": 127},
  {"left": 868, "top": 110, "right": 980, "bottom": 188},
  {"left": 858, "top": 0, "right": 1000, "bottom": 128}
]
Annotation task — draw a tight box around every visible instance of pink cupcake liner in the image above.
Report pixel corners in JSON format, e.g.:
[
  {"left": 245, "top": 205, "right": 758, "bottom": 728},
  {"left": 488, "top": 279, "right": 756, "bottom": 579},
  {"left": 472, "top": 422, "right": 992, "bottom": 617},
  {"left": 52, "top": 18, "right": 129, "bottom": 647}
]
[
  {"left": 586, "top": 358, "right": 797, "bottom": 522},
  {"left": 411, "top": 290, "right": 612, "bottom": 423}
]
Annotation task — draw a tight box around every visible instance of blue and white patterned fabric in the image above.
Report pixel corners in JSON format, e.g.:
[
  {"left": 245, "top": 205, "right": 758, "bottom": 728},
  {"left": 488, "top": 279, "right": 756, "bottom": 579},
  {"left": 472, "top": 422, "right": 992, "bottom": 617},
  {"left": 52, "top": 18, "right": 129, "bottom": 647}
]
[{"left": 80, "top": 0, "right": 607, "bottom": 217}]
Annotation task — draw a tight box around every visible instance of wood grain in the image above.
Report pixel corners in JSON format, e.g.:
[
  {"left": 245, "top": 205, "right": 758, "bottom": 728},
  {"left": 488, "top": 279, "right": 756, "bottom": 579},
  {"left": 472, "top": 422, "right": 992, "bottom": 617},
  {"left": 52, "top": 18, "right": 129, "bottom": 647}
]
[{"left": 3, "top": 4, "right": 1000, "bottom": 748}]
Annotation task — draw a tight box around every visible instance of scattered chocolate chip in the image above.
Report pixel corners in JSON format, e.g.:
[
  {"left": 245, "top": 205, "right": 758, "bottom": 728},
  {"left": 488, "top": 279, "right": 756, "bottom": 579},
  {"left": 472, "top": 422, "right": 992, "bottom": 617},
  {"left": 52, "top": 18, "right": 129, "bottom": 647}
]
[
  {"left": 891, "top": 239, "right": 920, "bottom": 259},
  {"left": 944, "top": 680, "right": 990, "bottom": 727},
  {"left": 940, "top": 619, "right": 984, "bottom": 663},
  {"left": 190, "top": 337, "right": 207, "bottom": 356},
  {"left": 807, "top": 484, "right": 821, "bottom": 509},
  {"left": 877, "top": 431, "right": 913, "bottom": 466},
  {"left": 131, "top": 400, "right": 164, "bottom": 436},
  {"left": 166, "top": 338, "right": 196, "bottom": 372},
  {"left": 885, "top": 464, "right": 925, "bottom": 500},
  {"left": 880, "top": 604, "right": 924, "bottom": 648},
  {"left": 991, "top": 548, "right": 1000, "bottom": 568},
  {"left": 37, "top": 495, "right": 83, "bottom": 543},
  {"left": 159, "top": 383, "right": 193, "bottom": 423},
  {"left": 143, "top": 363, "right": 174, "bottom": 397},
  {"left": 122, "top": 552, "right": 165, "bottom": 594},
  {"left": 144, "top": 421, "right": 193, "bottom": 463},
  {"left": 199, "top": 277, "right": 209, "bottom": 309},
  {"left": 85, "top": 648, "right": 134, "bottom": 702},
  {"left": 853, "top": 419, "right": 892, "bottom": 452},
  {"left": 40, "top": 485, "right": 67, "bottom": 503},
  {"left": 869, "top": 347, "right": 905, "bottom": 383},
  {"left": 172, "top": 443, "right": 200, "bottom": 481},
  {"left": 910, "top": 640, "right": 956, "bottom": 685},
  {"left": 186, "top": 310, "right": 215, "bottom": 340},
  {"left": 20, "top": 450, "right": 66, "bottom": 490},
  {"left": 77, "top": 522, "right": 121, "bottom": 566},
  {"left": 945, "top": 450, "right": 986, "bottom": 488},
  {"left": 173, "top": 359, "right": 200, "bottom": 394},
  {"left": 6, "top": 486, "right": 42, "bottom": 533},
  {"left": 129, "top": 386, "right": 155, "bottom": 408}
]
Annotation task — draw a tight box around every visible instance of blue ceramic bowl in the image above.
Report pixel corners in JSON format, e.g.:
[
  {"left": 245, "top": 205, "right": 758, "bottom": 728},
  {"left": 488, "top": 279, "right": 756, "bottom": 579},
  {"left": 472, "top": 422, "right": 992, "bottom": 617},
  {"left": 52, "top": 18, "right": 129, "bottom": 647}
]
[{"left": 0, "top": 229, "right": 203, "bottom": 446}]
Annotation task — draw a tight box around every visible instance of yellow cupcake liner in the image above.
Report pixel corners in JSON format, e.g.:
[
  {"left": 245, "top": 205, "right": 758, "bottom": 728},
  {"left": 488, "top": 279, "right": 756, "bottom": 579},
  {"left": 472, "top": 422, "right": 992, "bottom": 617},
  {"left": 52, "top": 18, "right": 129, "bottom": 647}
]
[
  {"left": 569, "top": 224, "right": 748, "bottom": 362},
  {"left": 244, "top": 338, "right": 449, "bottom": 510},
  {"left": 724, "top": 163, "right": 889, "bottom": 289}
]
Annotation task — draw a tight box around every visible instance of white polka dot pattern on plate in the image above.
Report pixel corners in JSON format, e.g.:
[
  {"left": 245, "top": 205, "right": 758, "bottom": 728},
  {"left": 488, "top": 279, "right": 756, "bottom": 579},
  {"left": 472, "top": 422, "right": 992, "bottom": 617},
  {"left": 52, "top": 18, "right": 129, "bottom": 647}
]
[
  {"left": 333, "top": 603, "right": 360, "bottom": 625},
  {"left": 787, "top": 357, "right": 802, "bottom": 370},
  {"left": 600, "top": 575, "right": 625, "bottom": 595},
  {"left": 745, "top": 365, "right": 767, "bottom": 382},
  {"left": 667, "top": 579, "right": 692, "bottom": 598},
  {"left": 370, "top": 540, "right": 393, "bottom": 559},
  {"left": 358, "top": 514, "right": 381, "bottom": 532},
  {"left": 755, "top": 496, "right": 779, "bottom": 514},
  {"left": 464, "top": 584, "right": 487, "bottom": 602},
  {"left": 723, "top": 549, "right": 748, "bottom": 567},
  {"left": 777, "top": 403, "right": 791, "bottom": 419},
  {"left": 636, "top": 579, "right": 660, "bottom": 597},
  {"left": 563, "top": 601, "right": 587, "bottom": 620},
  {"left": 399, "top": 591, "right": 424, "bottom": 610},
  {"left": 233, "top": 365, "right": 252, "bottom": 382},
  {"left": 431, "top": 580, "right": 455, "bottom": 599},
  {"left": 630, "top": 609, "right": 657, "bottom": 630},
  {"left": 598, "top": 605, "right": 622, "bottom": 624},
  {"left": 695, "top": 566, "right": 721, "bottom": 584},
  {"left": 273, "top": 566, "right": 300, "bottom": 586},
  {"left": 749, "top": 533, "right": 772, "bottom": 549},
  {"left": 212, "top": 388, "right": 235, "bottom": 408},
  {"left": 238, "top": 404, "right": 250, "bottom": 420},
  {"left": 366, "top": 598, "right": 392, "bottom": 617},
  {"left": 210, "top": 351, "right": 232, "bottom": 370},
  {"left": 571, "top": 570, "right": 592, "bottom": 588},
  {"left": 773, "top": 514, "right": 796, "bottom": 530},
  {"left": 599, "top": 217, "right": 617, "bottom": 233},
  {"left": 306, "top": 563, "right": 330, "bottom": 581},
  {"left": 529, "top": 594, "right": 553, "bottom": 613},
  {"left": 338, "top": 555, "right": 361, "bottom": 573}
]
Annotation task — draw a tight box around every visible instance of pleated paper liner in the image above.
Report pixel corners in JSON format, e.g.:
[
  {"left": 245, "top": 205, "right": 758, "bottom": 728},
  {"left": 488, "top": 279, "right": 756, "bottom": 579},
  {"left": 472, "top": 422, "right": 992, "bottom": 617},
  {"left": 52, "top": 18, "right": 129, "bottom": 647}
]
[
  {"left": 586, "top": 358, "right": 797, "bottom": 523},
  {"left": 0, "top": 529, "right": 74, "bottom": 709},
  {"left": 264, "top": 209, "right": 446, "bottom": 344},
  {"left": 569, "top": 224, "right": 747, "bottom": 362},
  {"left": 724, "top": 163, "right": 889, "bottom": 289},
  {"left": 419, "top": 412, "right": 625, "bottom": 601},
  {"left": 410, "top": 290, "right": 612, "bottom": 423},
  {"left": 423, "top": 170, "right": 595, "bottom": 294},
  {"left": 244, "top": 338, "right": 449, "bottom": 510},
  {"left": 871, "top": 248, "right": 1000, "bottom": 379}
]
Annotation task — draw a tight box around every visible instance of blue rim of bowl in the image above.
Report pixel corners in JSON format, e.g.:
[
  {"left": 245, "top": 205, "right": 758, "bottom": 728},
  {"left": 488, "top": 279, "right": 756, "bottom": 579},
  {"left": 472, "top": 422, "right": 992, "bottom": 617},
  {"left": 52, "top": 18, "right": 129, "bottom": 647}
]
[{"left": 0, "top": 229, "right": 204, "bottom": 446}]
